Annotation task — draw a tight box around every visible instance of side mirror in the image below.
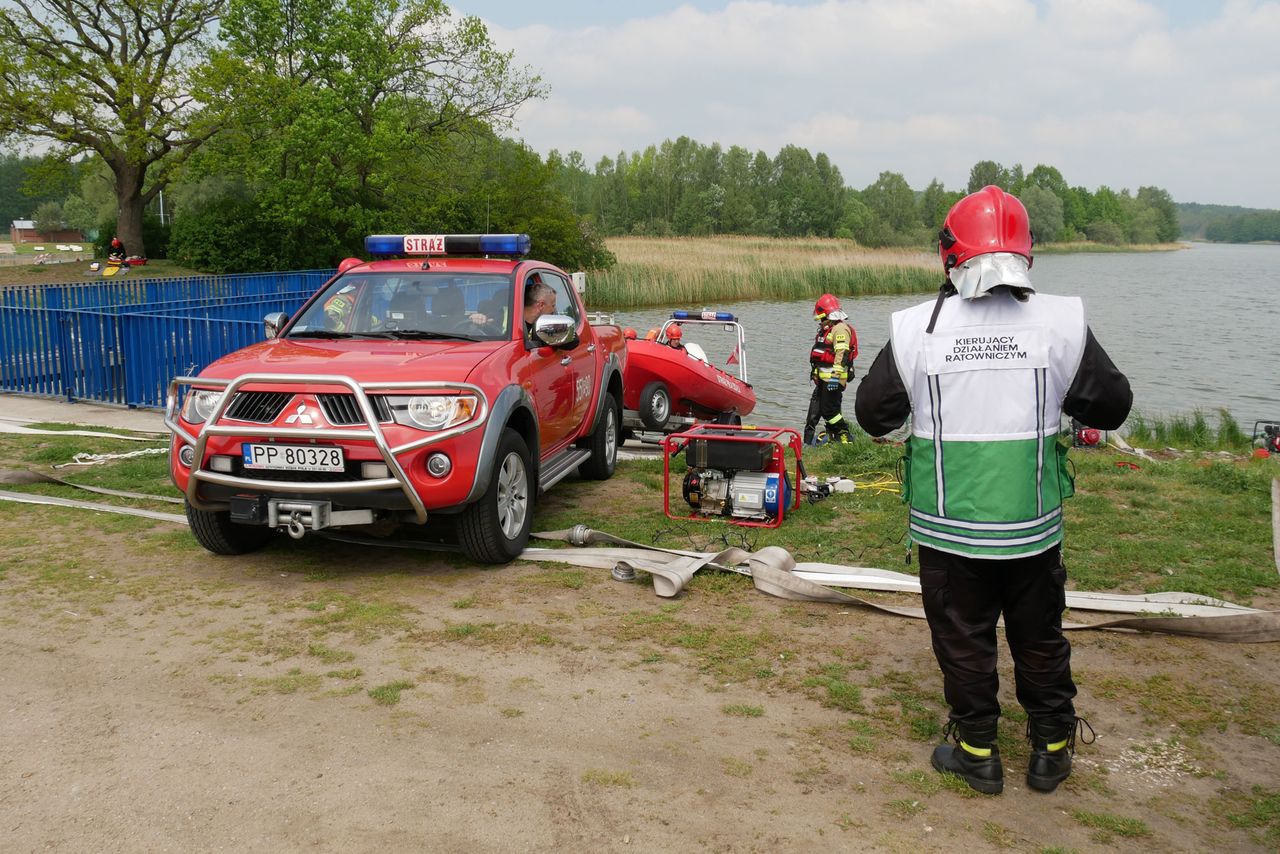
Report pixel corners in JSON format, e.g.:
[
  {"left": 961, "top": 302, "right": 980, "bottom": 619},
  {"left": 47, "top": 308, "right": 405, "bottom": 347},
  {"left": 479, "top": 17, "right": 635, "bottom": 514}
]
[
  {"left": 264, "top": 312, "right": 288, "bottom": 339},
  {"left": 534, "top": 314, "right": 576, "bottom": 347}
]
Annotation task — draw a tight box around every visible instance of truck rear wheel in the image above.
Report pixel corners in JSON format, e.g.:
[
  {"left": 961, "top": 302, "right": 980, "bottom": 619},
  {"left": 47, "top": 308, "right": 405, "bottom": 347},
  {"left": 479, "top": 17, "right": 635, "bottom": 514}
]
[
  {"left": 459, "top": 429, "right": 533, "bottom": 564},
  {"left": 639, "top": 381, "right": 671, "bottom": 431},
  {"left": 185, "top": 501, "right": 275, "bottom": 555},
  {"left": 579, "top": 394, "right": 619, "bottom": 480}
]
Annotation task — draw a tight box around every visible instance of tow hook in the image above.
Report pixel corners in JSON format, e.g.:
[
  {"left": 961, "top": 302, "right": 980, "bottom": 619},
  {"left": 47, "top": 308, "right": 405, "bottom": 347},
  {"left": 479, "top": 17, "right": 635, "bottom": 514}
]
[{"left": 287, "top": 511, "right": 308, "bottom": 540}]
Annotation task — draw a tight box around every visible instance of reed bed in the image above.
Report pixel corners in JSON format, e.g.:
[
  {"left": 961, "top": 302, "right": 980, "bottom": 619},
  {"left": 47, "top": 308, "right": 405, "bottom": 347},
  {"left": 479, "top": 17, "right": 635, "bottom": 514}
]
[
  {"left": 589, "top": 235, "right": 938, "bottom": 309},
  {"left": 1123, "top": 408, "right": 1253, "bottom": 451},
  {"left": 1036, "top": 241, "right": 1187, "bottom": 255}
]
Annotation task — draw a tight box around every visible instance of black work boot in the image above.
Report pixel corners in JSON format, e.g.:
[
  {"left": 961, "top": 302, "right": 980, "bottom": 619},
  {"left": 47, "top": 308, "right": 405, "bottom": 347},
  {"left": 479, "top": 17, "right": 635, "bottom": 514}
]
[
  {"left": 931, "top": 718, "right": 1003, "bottom": 795},
  {"left": 1026, "top": 716, "right": 1093, "bottom": 793}
]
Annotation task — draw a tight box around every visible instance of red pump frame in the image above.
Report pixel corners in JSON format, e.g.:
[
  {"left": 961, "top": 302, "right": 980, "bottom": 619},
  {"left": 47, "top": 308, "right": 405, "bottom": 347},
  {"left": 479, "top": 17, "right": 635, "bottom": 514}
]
[{"left": 660, "top": 424, "right": 804, "bottom": 528}]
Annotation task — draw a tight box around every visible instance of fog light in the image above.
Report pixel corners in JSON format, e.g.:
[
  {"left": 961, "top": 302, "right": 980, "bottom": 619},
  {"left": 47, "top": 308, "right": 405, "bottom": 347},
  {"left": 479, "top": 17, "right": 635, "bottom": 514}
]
[
  {"left": 361, "top": 461, "right": 390, "bottom": 479},
  {"left": 210, "top": 455, "right": 234, "bottom": 473},
  {"left": 178, "top": 444, "right": 195, "bottom": 467},
  {"left": 426, "top": 453, "right": 451, "bottom": 478}
]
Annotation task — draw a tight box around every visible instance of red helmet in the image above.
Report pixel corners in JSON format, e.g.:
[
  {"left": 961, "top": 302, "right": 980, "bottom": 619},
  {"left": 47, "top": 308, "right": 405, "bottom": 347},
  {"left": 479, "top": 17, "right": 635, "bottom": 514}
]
[
  {"left": 667, "top": 324, "right": 683, "bottom": 340},
  {"left": 110, "top": 237, "right": 122, "bottom": 248},
  {"left": 814, "top": 293, "right": 840, "bottom": 320},
  {"left": 938, "top": 185, "right": 1033, "bottom": 271},
  {"left": 622, "top": 327, "right": 637, "bottom": 340}
]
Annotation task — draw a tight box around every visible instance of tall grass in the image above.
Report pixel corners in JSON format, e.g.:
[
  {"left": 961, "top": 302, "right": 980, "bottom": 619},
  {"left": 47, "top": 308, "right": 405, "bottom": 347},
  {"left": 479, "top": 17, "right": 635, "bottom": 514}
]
[
  {"left": 1036, "top": 241, "right": 1187, "bottom": 255},
  {"left": 588, "top": 236, "right": 939, "bottom": 309},
  {"left": 1123, "top": 408, "right": 1253, "bottom": 451}
]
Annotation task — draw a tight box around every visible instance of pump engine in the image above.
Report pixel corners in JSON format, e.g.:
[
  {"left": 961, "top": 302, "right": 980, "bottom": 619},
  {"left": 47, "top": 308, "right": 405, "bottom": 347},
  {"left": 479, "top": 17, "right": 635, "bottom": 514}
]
[
  {"left": 663, "top": 425, "right": 802, "bottom": 528},
  {"left": 682, "top": 468, "right": 790, "bottom": 522}
]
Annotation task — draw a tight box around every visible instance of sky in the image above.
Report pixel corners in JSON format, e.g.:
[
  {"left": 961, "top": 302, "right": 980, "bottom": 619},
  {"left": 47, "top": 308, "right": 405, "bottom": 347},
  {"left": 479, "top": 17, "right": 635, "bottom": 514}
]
[{"left": 449, "top": 0, "right": 1280, "bottom": 208}]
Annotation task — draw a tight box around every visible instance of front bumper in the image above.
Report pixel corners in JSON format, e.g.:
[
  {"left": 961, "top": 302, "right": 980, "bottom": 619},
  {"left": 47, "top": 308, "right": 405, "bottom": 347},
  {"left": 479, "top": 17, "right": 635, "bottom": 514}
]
[{"left": 165, "top": 372, "right": 490, "bottom": 524}]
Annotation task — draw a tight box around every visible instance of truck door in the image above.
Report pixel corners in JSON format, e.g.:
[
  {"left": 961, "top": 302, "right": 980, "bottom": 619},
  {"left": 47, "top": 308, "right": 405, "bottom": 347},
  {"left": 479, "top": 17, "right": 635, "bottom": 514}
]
[
  {"left": 539, "top": 271, "right": 595, "bottom": 433},
  {"left": 521, "top": 271, "right": 589, "bottom": 455}
]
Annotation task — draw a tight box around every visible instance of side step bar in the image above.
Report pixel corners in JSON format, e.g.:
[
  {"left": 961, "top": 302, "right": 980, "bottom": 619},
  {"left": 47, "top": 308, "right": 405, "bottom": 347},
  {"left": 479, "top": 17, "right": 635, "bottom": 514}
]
[{"left": 538, "top": 447, "right": 592, "bottom": 493}]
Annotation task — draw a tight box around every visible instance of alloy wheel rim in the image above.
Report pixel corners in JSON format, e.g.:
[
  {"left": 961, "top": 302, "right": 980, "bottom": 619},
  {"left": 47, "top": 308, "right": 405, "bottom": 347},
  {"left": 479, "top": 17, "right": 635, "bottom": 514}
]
[{"left": 496, "top": 451, "right": 528, "bottom": 539}]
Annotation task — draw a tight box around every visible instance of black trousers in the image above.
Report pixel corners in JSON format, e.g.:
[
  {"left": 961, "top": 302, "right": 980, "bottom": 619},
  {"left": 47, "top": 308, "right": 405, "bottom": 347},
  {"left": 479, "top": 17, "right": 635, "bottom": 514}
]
[
  {"left": 803, "top": 382, "right": 848, "bottom": 442},
  {"left": 918, "top": 544, "right": 1077, "bottom": 727}
]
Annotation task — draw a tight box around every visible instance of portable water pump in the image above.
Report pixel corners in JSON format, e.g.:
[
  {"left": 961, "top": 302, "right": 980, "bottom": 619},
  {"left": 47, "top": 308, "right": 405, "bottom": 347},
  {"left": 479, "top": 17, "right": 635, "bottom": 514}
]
[
  {"left": 662, "top": 425, "right": 802, "bottom": 528},
  {"left": 1254, "top": 421, "right": 1280, "bottom": 454}
]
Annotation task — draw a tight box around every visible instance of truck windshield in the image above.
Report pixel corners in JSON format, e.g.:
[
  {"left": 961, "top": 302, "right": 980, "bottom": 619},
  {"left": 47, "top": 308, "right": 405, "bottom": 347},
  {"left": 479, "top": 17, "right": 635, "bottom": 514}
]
[{"left": 287, "top": 272, "right": 513, "bottom": 342}]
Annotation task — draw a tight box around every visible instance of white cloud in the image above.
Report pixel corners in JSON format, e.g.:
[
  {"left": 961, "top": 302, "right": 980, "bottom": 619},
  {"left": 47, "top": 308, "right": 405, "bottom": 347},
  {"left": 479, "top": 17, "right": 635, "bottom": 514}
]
[{"left": 483, "top": 0, "right": 1280, "bottom": 206}]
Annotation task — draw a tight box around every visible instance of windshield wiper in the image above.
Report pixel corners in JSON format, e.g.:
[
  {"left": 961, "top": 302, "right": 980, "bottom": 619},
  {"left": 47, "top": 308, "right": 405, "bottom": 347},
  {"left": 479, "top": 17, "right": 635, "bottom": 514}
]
[
  {"left": 287, "top": 329, "right": 355, "bottom": 339},
  {"left": 362, "top": 330, "right": 479, "bottom": 342}
]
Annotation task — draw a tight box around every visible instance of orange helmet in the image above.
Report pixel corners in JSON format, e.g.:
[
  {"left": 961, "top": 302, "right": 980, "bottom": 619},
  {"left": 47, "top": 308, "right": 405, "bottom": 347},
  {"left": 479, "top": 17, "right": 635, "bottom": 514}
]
[
  {"left": 667, "top": 324, "right": 683, "bottom": 340},
  {"left": 623, "top": 327, "right": 637, "bottom": 340},
  {"left": 938, "top": 185, "right": 1033, "bottom": 271}
]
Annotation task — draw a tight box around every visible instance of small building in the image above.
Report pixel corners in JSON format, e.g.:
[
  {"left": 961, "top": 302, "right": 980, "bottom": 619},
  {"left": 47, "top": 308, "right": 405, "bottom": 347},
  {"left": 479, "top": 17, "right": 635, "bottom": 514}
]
[{"left": 9, "top": 220, "right": 85, "bottom": 245}]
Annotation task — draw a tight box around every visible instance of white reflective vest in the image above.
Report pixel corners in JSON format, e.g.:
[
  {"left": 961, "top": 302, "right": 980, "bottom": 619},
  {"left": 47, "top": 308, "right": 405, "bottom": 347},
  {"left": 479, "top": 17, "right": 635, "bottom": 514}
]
[{"left": 890, "top": 290, "right": 1088, "bottom": 558}]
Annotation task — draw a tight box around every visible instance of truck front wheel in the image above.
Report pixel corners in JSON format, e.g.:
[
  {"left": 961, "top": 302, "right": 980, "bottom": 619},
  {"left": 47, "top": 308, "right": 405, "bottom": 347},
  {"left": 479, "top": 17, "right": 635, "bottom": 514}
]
[
  {"left": 185, "top": 501, "right": 275, "bottom": 555},
  {"left": 459, "top": 429, "right": 533, "bottom": 564}
]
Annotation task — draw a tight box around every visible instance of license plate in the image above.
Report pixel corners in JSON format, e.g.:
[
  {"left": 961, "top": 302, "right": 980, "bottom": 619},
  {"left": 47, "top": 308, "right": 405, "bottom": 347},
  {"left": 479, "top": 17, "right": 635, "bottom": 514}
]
[{"left": 242, "top": 443, "right": 345, "bottom": 472}]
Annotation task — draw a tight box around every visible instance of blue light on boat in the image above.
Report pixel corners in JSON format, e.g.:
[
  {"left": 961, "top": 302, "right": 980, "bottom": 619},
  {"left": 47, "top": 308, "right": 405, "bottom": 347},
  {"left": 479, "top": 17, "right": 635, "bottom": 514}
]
[{"left": 672, "top": 309, "right": 736, "bottom": 322}]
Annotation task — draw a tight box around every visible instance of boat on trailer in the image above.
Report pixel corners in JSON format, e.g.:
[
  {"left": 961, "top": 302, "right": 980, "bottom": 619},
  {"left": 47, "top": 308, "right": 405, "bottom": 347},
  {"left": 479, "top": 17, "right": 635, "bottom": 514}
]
[{"left": 622, "top": 309, "right": 756, "bottom": 435}]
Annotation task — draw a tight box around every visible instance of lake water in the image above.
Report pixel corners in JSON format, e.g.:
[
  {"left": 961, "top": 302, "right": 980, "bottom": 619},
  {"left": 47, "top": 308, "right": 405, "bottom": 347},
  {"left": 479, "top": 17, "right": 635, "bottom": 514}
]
[{"left": 613, "top": 242, "right": 1279, "bottom": 433}]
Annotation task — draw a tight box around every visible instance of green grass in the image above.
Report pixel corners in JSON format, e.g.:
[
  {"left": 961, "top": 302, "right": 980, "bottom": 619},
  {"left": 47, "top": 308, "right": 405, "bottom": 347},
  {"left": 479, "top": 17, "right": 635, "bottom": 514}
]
[
  {"left": 1212, "top": 786, "right": 1280, "bottom": 848},
  {"left": 367, "top": 680, "right": 414, "bottom": 706},
  {"left": 1069, "top": 809, "right": 1152, "bottom": 842},
  {"left": 721, "top": 703, "right": 764, "bottom": 718},
  {"left": 1123, "top": 408, "right": 1253, "bottom": 451},
  {"left": 581, "top": 769, "right": 635, "bottom": 788}
]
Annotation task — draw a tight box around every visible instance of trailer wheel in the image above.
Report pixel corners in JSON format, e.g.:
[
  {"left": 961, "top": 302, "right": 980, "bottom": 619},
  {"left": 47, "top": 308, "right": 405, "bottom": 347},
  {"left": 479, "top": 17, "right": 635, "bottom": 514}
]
[
  {"left": 185, "top": 502, "right": 275, "bottom": 555},
  {"left": 639, "top": 381, "right": 671, "bottom": 431},
  {"left": 716, "top": 410, "right": 742, "bottom": 426},
  {"left": 459, "top": 429, "right": 533, "bottom": 564}
]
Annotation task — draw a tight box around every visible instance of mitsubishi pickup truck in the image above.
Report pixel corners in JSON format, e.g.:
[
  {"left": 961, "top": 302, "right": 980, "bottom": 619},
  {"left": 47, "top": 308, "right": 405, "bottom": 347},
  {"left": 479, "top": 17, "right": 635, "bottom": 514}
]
[{"left": 165, "top": 233, "right": 626, "bottom": 564}]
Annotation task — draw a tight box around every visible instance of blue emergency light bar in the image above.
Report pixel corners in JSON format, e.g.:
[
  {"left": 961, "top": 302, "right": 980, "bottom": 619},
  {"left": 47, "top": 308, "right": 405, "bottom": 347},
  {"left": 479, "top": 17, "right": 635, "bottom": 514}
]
[
  {"left": 364, "top": 233, "right": 532, "bottom": 256},
  {"left": 672, "top": 309, "right": 736, "bottom": 322}
]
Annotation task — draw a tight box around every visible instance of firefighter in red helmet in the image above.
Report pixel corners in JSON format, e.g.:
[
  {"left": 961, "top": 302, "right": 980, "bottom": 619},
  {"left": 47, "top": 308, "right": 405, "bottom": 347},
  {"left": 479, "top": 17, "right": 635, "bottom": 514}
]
[
  {"left": 107, "top": 236, "right": 126, "bottom": 263},
  {"left": 854, "top": 186, "right": 1132, "bottom": 795},
  {"left": 804, "top": 293, "right": 857, "bottom": 445}
]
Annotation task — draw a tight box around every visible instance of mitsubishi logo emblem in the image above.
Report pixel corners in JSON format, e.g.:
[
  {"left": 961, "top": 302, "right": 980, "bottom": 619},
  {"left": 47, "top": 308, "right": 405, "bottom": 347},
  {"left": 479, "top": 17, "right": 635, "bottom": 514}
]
[{"left": 284, "top": 402, "right": 315, "bottom": 425}]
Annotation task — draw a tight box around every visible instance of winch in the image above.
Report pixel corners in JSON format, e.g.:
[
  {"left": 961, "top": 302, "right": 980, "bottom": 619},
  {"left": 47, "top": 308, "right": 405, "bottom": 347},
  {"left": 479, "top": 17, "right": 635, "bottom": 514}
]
[{"left": 662, "top": 425, "right": 802, "bottom": 528}]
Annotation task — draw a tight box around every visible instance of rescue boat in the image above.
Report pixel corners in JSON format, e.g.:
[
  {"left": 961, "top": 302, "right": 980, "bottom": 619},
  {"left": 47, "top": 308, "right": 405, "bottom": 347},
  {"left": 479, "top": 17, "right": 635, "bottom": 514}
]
[{"left": 621, "top": 310, "right": 756, "bottom": 433}]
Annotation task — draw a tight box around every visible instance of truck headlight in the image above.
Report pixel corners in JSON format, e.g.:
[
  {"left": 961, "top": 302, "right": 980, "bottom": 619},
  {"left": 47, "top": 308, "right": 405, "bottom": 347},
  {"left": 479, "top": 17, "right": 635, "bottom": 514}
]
[
  {"left": 388, "top": 395, "right": 478, "bottom": 431},
  {"left": 181, "top": 389, "right": 224, "bottom": 424}
]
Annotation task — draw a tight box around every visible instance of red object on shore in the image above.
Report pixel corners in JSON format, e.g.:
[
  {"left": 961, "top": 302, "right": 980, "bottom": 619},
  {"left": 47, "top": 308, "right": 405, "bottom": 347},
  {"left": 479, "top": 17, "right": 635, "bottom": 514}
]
[
  {"left": 126, "top": 257, "right": 148, "bottom": 266},
  {"left": 1253, "top": 448, "right": 1271, "bottom": 459}
]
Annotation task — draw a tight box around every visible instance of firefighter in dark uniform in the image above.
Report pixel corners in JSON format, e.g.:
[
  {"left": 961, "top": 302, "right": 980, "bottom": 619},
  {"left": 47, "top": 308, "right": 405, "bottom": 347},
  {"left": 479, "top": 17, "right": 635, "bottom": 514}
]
[
  {"left": 854, "top": 186, "right": 1132, "bottom": 795},
  {"left": 804, "top": 293, "right": 857, "bottom": 445}
]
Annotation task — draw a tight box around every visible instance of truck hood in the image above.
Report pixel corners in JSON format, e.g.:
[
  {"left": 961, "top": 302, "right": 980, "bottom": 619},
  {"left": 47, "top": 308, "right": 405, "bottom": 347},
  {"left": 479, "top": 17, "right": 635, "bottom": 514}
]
[{"left": 196, "top": 338, "right": 502, "bottom": 385}]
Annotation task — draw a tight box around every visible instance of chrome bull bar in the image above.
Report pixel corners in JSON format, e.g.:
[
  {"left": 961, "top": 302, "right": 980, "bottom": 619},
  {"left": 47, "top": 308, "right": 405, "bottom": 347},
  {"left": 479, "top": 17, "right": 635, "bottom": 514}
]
[{"left": 164, "top": 372, "right": 490, "bottom": 524}]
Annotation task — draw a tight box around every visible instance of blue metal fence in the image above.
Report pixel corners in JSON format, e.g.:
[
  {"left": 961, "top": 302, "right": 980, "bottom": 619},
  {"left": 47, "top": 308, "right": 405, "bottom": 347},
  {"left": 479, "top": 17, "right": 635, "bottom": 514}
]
[{"left": 1, "top": 270, "right": 335, "bottom": 408}]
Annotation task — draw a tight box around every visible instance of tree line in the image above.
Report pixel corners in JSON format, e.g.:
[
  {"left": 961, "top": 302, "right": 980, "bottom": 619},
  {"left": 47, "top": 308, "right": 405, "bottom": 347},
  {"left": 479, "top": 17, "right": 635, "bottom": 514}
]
[
  {"left": 1177, "top": 202, "right": 1280, "bottom": 243},
  {"left": 1, "top": 0, "right": 1189, "bottom": 272},
  {"left": 548, "top": 144, "right": 1182, "bottom": 248}
]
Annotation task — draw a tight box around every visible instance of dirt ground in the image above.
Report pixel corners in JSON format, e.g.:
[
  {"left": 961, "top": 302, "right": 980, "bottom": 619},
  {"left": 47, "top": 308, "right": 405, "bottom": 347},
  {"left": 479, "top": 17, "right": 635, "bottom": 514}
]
[{"left": 2, "top": 489, "right": 1279, "bottom": 853}]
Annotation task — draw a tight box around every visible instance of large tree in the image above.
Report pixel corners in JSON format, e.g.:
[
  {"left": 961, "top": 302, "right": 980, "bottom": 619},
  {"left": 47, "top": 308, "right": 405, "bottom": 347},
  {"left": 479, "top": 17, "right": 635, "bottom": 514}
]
[
  {"left": 0, "top": 0, "right": 226, "bottom": 257},
  {"left": 192, "top": 0, "right": 544, "bottom": 259}
]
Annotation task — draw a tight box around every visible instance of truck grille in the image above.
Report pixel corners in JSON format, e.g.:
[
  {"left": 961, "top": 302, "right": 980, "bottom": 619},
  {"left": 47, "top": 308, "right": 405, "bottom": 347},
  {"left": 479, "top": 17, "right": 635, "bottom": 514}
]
[
  {"left": 221, "top": 391, "right": 392, "bottom": 425},
  {"left": 318, "top": 394, "right": 393, "bottom": 425},
  {"left": 225, "top": 391, "right": 292, "bottom": 423}
]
